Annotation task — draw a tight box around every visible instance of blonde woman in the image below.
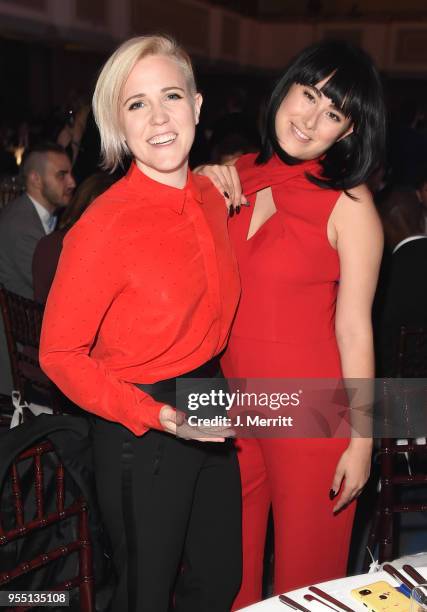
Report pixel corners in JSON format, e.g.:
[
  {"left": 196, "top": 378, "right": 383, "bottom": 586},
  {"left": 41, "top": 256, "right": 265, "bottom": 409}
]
[{"left": 40, "top": 36, "right": 241, "bottom": 611}]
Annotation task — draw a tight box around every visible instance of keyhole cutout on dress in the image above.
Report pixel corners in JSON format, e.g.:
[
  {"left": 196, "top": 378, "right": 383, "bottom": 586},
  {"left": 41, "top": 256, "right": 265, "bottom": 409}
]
[{"left": 246, "top": 187, "right": 277, "bottom": 241}]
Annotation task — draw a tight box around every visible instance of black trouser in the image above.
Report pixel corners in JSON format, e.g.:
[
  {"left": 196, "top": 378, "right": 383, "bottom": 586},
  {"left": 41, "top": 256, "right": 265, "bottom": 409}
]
[{"left": 92, "top": 419, "right": 242, "bottom": 612}]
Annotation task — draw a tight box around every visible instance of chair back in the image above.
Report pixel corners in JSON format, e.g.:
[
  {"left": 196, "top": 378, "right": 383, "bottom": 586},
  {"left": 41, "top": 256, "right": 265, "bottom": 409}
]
[
  {"left": 0, "top": 437, "right": 94, "bottom": 610},
  {"left": 0, "top": 285, "right": 59, "bottom": 411},
  {"left": 366, "top": 325, "right": 427, "bottom": 565}
]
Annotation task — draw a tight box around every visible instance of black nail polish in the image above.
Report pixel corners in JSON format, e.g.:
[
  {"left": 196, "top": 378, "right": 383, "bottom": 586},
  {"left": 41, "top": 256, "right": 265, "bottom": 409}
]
[
  {"left": 223, "top": 191, "right": 230, "bottom": 199},
  {"left": 329, "top": 489, "right": 336, "bottom": 500},
  {"left": 228, "top": 205, "right": 234, "bottom": 217},
  {"left": 235, "top": 205, "right": 241, "bottom": 214}
]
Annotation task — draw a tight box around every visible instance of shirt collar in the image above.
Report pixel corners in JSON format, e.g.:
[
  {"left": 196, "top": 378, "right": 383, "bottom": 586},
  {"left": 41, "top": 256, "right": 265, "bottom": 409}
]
[
  {"left": 124, "top": 162, "right": 203, "bottom": 214},
  {"left": 27, "top": 193, "right": 56, "bottom": 233}
]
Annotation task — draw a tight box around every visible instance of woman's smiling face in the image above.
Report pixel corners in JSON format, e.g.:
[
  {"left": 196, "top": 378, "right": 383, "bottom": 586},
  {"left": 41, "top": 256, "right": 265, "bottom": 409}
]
[
  {"left": 120, "top": 54, "right": 202, "bottom": 188},
  {"left": 274, "top": 77, "right": 353, "bottom": 160}
]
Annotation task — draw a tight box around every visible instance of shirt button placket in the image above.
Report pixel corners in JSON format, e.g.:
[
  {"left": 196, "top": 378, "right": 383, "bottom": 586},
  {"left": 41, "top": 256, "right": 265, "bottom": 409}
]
[{"left": 186, "top": 194, "right": 222, "bottom": 349}]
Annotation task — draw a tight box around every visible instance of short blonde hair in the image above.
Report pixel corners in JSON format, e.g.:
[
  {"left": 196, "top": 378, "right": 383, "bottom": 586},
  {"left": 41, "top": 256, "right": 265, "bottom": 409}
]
[{"left": 93, "top": 35, "right": 197, "bottom": 171}]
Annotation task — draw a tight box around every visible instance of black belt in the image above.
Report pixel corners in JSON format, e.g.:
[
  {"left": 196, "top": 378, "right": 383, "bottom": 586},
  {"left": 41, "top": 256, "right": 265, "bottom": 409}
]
[{"left": 134, "top": 356, "right": 228, "bottom": 417}]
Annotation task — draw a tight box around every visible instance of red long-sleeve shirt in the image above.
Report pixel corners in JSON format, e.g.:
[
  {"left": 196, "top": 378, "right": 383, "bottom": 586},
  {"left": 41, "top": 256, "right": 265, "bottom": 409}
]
[{"left": 39, "top": 163, "right": 240, "bottom": 435}]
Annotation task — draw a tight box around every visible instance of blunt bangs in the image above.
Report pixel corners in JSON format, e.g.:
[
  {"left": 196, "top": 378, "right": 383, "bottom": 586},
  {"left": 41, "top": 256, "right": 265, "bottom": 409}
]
[
  {"left": 257, "top": 40, "right": 386, "bottom": 193},
  {"left": 294, "top": 53, "right": 363, "bottom": 120},
  {"left": 315, "top": 73, "right": 360, "bottom": 121}
]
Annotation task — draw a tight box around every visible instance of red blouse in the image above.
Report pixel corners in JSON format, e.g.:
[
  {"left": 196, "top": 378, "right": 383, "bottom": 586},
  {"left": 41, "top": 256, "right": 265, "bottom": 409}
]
[{"left": 40, "top": 163, "right": 240, "bottom": 435}]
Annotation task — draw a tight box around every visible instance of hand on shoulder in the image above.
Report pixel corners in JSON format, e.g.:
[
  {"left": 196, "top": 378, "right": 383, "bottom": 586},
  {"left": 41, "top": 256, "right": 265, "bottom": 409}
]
[{"left": 193, "top": 163, "right": 248, "bottom": 209}]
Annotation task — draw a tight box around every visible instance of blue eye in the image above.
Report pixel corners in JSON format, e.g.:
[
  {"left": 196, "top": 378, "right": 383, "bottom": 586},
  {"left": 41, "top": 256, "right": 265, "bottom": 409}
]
[
  {"left": 128, "top": 100, "right": 145, "bottom": 111},
  {"left": 166, "top": 93, "right": 183, "bottom": 101}
]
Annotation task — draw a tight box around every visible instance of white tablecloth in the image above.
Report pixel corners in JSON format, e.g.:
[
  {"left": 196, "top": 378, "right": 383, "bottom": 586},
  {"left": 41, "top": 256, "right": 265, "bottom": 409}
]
[{"left": 240, "top": 553, "right": 427, "bottom": 611}]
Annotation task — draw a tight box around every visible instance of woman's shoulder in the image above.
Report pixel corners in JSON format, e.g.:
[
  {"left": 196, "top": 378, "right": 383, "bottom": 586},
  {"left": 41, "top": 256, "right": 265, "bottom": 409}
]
[
  {"left": 191, "top": 172, "right": 226, "bottom": 206},
  {"left": 332, "top": 183, "right": 377, "bottom": 216},
  {"left": 65, "top": 179, "right": 132, "bottom": 244},
  {"left": 73, "top": 177, "right": 132, "bottom": 227},
  {"left": 332, "top": 183, "right": 383, "bottom": 247},
  {"left": 342, "top": 183, "right": 372, "bottom": 203},
  {"left": 83, "top": 177, "right": 130, "bottom": 215},
  {"left": 191, "top": 172, "right": 213, "bottom": 191}
]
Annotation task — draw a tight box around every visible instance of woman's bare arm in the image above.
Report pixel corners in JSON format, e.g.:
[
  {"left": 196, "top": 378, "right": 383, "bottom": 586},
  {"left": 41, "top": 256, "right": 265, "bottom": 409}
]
[{"left": 329, "top": 184, "right": 383, "bottom": 512}]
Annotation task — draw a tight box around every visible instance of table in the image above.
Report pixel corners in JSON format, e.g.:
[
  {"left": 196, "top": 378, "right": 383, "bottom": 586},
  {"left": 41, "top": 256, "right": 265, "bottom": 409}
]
[{"left": 240, "top": 554, "right": 427, "bottom": 611}]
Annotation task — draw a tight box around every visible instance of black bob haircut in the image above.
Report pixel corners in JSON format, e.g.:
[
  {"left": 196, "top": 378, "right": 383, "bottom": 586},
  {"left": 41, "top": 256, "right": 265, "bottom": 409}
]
[{"left": 257, "top": 40, "right": 387, "bottom": 193}]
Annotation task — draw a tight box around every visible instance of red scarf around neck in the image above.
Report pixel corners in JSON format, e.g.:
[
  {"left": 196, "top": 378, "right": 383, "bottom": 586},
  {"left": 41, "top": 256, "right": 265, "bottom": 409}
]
[{"left": 236, "top": 153, "right": 321, "bottom": 197}]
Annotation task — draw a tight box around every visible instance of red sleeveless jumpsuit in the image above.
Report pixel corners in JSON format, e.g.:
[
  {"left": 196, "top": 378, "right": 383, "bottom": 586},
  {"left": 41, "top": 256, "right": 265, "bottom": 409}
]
[{"left": 221, "top": 154, "right": 356, "bottom": 610}]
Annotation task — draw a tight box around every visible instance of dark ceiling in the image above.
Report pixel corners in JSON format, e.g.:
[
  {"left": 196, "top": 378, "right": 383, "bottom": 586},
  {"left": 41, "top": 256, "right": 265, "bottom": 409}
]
[
  {"left": 201, "top": 0, "right": 259, "bottom": 17},
  {"left": 201, "top": 0, "right": 427, "bottom": 20}
]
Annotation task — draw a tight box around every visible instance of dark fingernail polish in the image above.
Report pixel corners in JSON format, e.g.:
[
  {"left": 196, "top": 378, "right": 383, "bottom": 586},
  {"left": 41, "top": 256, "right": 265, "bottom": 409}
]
[
  {"left": 235, "top": 205, "right": 241, "bottom": 214},
  {"left": 329, "top": 489, "right": 336, "bottom": 500},
  {"left": 223, "top": 191, "right": 230, "bottom": 199},
  {"left": 228, "top": 205, "right": 234, "bottom": 217}
]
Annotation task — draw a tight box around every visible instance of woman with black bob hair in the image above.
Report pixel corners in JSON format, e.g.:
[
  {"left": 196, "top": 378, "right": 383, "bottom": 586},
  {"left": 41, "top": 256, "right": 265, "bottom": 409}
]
[
  {"left": 259, "top": 40, "right": 385, "bottom": 190},
  {"left": 198, "top": 40, "right": 385, "bottom": 608}
]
